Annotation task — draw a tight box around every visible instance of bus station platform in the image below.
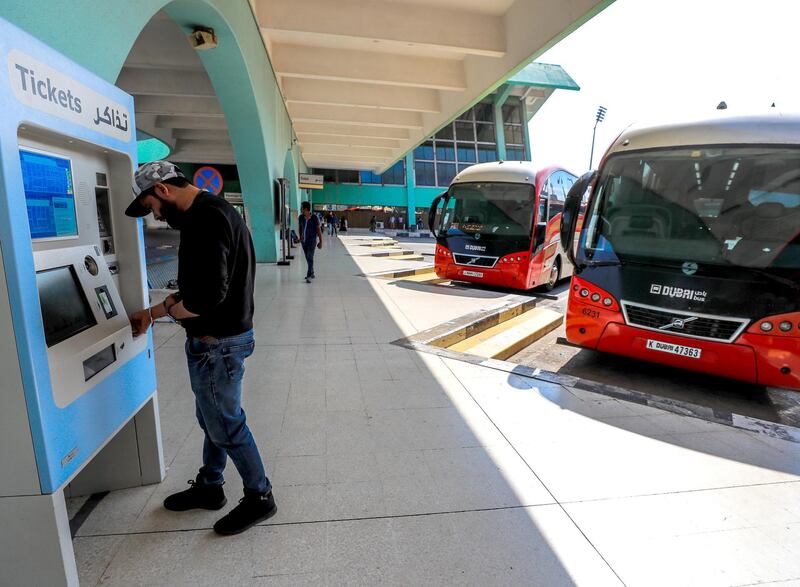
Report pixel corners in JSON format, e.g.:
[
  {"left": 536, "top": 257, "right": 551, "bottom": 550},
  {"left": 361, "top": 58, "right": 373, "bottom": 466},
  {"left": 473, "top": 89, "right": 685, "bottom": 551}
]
[{"left": 69, "top": 232, "right": 800, "bottom": 586}]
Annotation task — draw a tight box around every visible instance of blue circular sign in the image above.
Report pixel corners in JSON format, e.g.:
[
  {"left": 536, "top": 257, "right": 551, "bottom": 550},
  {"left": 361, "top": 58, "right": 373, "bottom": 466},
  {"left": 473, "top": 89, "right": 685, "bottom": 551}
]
[{"left": 193, "top": 166, "right": 223, "bottom": 194}]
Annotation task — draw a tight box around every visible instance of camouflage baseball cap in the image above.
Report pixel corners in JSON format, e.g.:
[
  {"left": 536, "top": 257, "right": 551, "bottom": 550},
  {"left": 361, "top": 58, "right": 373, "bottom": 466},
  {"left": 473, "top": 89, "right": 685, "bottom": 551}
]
[{"left": 125, "top": 160, "right": 187, "bottom": 217}]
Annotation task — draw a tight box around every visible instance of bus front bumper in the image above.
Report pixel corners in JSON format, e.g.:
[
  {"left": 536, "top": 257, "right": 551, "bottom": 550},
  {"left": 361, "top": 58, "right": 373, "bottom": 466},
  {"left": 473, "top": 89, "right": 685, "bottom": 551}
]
[
  {"left": 435, "top": 259, "right": 529, "bottom": 290},
  {"left": 571, "top": 319, "right": 800, "bottom": 390}
]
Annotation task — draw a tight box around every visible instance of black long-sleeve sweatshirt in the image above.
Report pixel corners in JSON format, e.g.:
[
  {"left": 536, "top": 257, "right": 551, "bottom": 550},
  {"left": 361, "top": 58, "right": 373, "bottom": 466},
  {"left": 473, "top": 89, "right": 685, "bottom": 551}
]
[{"left": 176, "top": 191, "right": 255, "bottom": 338}]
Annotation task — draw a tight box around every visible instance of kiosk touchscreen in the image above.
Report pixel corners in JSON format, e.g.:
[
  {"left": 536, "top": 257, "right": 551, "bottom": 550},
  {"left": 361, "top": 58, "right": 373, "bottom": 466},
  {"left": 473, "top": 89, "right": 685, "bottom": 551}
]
[{"left": 0, "top": 16, "right": 163, "bottom": 587}]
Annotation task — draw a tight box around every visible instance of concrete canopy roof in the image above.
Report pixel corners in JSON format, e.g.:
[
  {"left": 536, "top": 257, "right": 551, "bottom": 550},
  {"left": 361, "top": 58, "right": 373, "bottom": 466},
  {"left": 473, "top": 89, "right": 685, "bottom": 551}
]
[
  {"left": 252, "top": 0, "right": 610, "bottom": 172},
  {"left": 117, "top": 13, "right": 235, "bottom": 165},
  {"left": 506, "top": 62, "right": 580, "bottom": 122}
]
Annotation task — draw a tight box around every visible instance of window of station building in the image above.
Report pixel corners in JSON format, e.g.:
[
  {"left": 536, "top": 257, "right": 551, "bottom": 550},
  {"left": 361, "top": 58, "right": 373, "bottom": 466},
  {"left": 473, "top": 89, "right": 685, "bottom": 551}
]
[
  {"left": 507, "top": 147, "right": 526, "bottom": 161},
  {"left": 413, "top": 100, "right": 498, "bottom": 187},
  {"left": 337, "top": 169, "right": 360, "bottom": 184},
  {"left": 415, "top": 161, "right": 436, "bottom": 187},
  {"left": 502, "top": 100, "right": 526, "bottom": 160},
  {"left": 437, "top": 163, "right": 457, "bottom": 187},
  {"left": 315, "top": 162, "right": 404, "bottom": 186},
  {"left": 359, "top": 171, "right": 382, "bottom": 184},
  {"left": 381, "top": 160, "right": 405, "bottom": 185}
]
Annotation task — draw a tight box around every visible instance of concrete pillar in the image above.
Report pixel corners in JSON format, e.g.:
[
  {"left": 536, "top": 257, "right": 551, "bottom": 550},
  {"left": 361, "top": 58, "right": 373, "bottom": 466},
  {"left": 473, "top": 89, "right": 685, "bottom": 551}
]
[
  {"left": 493, "top": 84, "right": 513, "bottom": 161},
  {"left": 520, "top": 98, "right": 532, "bottom": 161},
  {"left": 405, "top": 152, "right": 416, "bottom": 230}
]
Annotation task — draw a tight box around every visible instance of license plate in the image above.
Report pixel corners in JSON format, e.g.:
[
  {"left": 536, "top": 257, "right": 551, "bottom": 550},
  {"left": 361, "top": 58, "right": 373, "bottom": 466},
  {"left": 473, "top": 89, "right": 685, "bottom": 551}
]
[
  {"left": 463, "top": 270, "right": 483, "bottom": 278},
  {"left": 646, "top": 339, "right": 702, "bottom": 359}
]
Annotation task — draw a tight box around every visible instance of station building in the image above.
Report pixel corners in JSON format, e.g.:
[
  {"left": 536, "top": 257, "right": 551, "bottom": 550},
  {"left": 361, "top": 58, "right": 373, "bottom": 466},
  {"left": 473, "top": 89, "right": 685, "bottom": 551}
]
[{"left": 310, "top": 63, "right": 579, "bottom": 230}]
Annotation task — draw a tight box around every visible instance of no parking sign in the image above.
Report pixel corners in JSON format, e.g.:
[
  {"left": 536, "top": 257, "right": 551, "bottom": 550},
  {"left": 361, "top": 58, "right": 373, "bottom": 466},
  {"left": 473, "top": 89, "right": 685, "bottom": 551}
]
[{"left": 193, "top": 165, "right": 223, "bottom": 194}]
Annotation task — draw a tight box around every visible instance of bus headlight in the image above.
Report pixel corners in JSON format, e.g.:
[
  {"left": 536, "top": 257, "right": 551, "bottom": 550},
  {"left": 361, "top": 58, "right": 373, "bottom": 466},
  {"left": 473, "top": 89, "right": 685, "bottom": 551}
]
[
  {"left": 590, "top": 293, "right": 601, "bottom": 302},
  {"left": 760, "top": 322, "right": 774, "bottom": 332},
  {"left": 579, "top": 288, "right": 589, "bottom": 297},
  {"left": 603, "top": 297, "right": 613, "bottom": 307},
  {"left": 779, "top": 321, "right": 793, "bottom": 332}
]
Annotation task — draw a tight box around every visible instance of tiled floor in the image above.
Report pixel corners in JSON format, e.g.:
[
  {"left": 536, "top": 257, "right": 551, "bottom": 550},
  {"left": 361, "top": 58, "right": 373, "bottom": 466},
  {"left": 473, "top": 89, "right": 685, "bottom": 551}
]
[{"left": 71, "top": 233, "right": 800, "bottom": 586}]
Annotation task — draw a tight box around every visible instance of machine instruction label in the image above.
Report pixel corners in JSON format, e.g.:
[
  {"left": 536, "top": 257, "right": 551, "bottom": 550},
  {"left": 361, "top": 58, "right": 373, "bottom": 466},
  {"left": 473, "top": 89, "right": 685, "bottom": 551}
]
[{"left": 8, "top": 49, "right": 132, "bottom": 142}]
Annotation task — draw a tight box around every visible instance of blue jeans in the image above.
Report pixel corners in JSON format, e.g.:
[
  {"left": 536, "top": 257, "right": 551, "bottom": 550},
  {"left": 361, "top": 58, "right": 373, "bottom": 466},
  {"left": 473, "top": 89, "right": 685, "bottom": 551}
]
[
  {"left": 185, "top": 329, "right": 270, "bottom": 494},
  {"left": 303, "top": 243, "right": 316, "bottom": 278}
]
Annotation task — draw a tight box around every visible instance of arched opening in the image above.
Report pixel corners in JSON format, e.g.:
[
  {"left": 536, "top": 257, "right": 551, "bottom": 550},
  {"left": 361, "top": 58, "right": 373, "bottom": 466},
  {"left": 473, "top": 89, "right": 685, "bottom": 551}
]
[{"left": 115, "top": 1, "right": 284, "bottom": 262}]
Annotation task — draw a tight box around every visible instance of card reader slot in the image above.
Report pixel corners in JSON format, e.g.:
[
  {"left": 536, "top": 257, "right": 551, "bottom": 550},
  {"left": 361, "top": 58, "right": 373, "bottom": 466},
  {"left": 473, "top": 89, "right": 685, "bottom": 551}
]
[{"left": 82, "top": 343, "right": 116, "bottom": 381}]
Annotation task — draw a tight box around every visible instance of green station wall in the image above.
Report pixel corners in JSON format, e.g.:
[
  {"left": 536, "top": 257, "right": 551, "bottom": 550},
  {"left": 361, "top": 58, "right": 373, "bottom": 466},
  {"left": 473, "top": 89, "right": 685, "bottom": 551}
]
[{"left": 0, "top": 0, "right": 306, "bottom": 262}]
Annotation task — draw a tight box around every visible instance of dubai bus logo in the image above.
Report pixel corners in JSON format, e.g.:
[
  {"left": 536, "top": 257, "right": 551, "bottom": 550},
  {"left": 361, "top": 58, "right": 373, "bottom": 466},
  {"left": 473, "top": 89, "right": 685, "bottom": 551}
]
[{"left": 650, "top": 283, "right": 707, "bottom": 303}]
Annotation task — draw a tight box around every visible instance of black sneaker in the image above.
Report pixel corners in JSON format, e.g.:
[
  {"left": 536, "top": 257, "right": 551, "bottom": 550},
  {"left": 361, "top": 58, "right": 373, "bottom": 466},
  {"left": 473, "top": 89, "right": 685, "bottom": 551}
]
[
  {"left": 213, "top": 491, "right": 277, "bottom": 536},
  {"left": 309, "top": 273, "right": 316, "bottom": 279},
  {"left": 163, "top": 477, "right": 226, "bottom": 512}
]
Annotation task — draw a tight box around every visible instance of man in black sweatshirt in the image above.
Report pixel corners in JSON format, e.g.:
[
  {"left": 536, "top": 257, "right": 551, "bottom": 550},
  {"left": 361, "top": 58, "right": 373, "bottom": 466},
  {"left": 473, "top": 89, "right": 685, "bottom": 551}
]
[{"left": 126, "top": 161, "right": 275, "bottom": 536}]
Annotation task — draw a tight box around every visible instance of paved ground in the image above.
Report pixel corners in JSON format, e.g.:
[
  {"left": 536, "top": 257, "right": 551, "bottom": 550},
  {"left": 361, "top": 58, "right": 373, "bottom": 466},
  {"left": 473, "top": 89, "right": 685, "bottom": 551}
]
[{"left": 68, "top": 231, "right": 800, "bottom": 586}]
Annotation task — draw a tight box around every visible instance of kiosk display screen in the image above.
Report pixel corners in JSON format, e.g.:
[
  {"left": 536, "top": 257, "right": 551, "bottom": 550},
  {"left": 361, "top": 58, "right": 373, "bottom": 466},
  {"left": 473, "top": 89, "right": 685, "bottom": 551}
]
[
  {"left": 19, "top": 150, "right": 78, "bottom": 239},
  {"left": 37, "top": 266, "right": 97, "bottom": 347}
]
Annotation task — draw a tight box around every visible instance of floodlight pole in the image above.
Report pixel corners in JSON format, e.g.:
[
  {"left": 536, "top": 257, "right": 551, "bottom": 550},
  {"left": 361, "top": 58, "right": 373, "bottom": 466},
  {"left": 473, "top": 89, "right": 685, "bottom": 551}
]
[{"left": 589, "top": 105, "right": 607, "bottom": 169}]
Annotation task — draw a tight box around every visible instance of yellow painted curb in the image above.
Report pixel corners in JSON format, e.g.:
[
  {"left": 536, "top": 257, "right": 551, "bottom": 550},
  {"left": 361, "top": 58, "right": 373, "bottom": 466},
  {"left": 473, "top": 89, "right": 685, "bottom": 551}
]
[{"left": 448, "top": 308, "right": 563, "bottom": 360}]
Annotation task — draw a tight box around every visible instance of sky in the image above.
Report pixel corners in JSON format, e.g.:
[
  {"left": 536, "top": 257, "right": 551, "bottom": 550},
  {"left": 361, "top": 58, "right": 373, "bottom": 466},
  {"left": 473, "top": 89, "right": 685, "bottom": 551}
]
[{"left": 528, "top": 0, "right": 800, "bottom": 174}]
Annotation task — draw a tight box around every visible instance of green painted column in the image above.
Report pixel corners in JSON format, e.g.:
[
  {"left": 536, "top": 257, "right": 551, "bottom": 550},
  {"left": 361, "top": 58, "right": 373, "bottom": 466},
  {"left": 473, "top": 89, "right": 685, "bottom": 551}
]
[
  {"left": 520, "top": 98, "right": 533, "bottom": 161},
  {"left": 405, "top": 152, "right": 415, "bottom": 230},
  {"left": 493, "top": 84, "right": 513, "bottom": 161}
]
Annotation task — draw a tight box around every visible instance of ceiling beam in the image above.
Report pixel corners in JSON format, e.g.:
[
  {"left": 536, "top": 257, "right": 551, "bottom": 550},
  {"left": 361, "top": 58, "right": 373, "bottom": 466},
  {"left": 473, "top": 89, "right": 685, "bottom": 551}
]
[
  {"left": 272, "top": 43, "right": 465, "bottom": 91},
  {"left": 117, "top": 67, "right": 215, "bottom": 98},
  {"left": 288, "top": 103, "right": 423, "bottom": 129},
  {"left": 173, "top": 128, "right": 232, "bottom": 141},
  {"left": 304, "top": 160, "right": 382, "bottom": 172},
  {"left": 299, "top": 143, "right": 397, "bottom": 158},
  {"left": 296, "top": 133, "right": 404, "bottom": 149},
  {"left": 293, "top": 121, "right": 411, "bottom": 140},
  {"left": 304, "top": 152, "right": 390, "bottom": 163},
  {"left": 281, "top": 78, "right": 440, "bottom": 113},
  {"left": 255, "top": 0, "right": 506, "bottom": 57},
  {"left": 135, "top": 95, "right": 223, "bottom": 117},
  {"left": 155, "top": 115, "right": 228, "bottom": 130}
]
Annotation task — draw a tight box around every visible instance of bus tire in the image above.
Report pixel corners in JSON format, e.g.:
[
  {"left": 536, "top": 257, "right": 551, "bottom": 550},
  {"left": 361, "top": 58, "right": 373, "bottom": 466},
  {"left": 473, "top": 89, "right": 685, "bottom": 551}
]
[{"left": 544, "top": 256, "right": 561, "bottom": 291}]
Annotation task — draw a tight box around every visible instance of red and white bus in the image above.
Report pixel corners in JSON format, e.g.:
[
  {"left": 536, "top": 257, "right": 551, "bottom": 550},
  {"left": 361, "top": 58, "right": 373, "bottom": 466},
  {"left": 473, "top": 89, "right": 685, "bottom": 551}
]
[
  {"left": 428, "top": 161, "right": 577, "bottom": 291},
  {"left": 560, "top": 113, "right": 800, "bottom": 389}
]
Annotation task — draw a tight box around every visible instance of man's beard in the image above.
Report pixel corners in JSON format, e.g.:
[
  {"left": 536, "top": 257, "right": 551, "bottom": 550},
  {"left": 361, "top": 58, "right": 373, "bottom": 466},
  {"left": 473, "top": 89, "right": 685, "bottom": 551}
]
[{"left": 156, "top": 197, "right": 185, "bottom": 230}]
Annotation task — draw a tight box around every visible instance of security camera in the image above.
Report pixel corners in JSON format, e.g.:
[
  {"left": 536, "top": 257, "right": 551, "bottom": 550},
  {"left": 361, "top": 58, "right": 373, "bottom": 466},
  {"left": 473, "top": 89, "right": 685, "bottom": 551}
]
[{"left": 188, "top": 27, "right": 218, "bottom": 51}]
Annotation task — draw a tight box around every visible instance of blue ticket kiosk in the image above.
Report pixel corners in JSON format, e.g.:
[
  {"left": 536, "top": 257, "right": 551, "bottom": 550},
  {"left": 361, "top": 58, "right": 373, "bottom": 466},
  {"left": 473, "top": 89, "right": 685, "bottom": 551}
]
[{"left": 0, "top": 18, "right": 164, "bottom": 586}]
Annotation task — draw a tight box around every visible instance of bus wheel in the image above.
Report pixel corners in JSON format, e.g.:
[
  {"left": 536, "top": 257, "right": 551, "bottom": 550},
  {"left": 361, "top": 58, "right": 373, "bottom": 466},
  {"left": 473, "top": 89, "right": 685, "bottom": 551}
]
[{"left": 544, "top": 257, "right": 561, "bottom": 291}]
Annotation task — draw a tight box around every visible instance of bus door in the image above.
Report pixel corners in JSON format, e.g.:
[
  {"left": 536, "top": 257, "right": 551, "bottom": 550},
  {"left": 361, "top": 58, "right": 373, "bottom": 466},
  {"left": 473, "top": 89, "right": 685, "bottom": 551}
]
[{"left": 537, "top": 174, "right": 561, "bottom": 286}]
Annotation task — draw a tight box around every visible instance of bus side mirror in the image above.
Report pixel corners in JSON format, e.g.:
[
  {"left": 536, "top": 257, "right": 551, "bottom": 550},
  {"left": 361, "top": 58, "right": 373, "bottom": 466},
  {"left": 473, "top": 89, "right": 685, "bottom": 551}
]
[
  {"left": 560, "top": 171, "right": 596, "bottom": 266},
  {"left": 428, "top": 192, "right": 447, "bottom": 239}
]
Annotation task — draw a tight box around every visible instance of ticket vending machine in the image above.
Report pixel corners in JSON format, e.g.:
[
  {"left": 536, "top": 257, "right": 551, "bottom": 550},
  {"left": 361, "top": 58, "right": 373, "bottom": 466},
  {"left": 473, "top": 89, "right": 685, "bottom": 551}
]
[{"left": 0, "top": 18, "right": 164, "bottom": 586}]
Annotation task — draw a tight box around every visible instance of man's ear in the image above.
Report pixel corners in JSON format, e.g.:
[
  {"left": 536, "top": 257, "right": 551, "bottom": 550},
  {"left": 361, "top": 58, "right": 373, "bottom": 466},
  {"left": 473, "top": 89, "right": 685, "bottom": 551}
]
[{"left": 153, "top": 182, "right": 169, "bottom": 199}]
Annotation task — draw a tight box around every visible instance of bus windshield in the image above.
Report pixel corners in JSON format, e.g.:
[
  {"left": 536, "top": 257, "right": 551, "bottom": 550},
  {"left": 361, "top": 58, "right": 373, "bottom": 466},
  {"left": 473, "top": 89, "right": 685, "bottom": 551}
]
[
  {"left": 441, "top": 182, "right": 535, "bottom": 239},
  {"left": 579, "top": 146, "right": 800, "bottom": 270}
]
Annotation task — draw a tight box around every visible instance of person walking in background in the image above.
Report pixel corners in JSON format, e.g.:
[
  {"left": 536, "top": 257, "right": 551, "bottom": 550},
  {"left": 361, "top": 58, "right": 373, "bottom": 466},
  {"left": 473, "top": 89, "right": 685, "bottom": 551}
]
[
  {"left": 299, "top": 201, "right": 323, "bottom": 283},
  {"left": 340, "top": 215, "right": 348, "bottom": 233},
  {"left": 329, "top": 212, "right": 338, "bottom": 236},
  {"left": 369, "top": 215, "right": 377, "bottom": 232}
]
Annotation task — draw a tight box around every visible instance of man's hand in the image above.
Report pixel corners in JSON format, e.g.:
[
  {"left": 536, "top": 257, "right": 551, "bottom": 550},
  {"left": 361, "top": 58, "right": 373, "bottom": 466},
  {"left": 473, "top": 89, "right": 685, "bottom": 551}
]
[
  {"left": 130, "top": 308, "right": 152, "bottom": 337},
  {"left": 317, "top": 241, "right": 323, "bottom": 249}
]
